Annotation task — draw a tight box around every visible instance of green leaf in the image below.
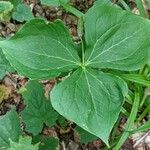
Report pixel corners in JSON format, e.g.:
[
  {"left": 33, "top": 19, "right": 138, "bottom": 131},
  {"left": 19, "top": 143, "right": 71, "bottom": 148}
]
[
  {"left": 12, "top": 4, "right": 34, "bottom": 22},
  {"left": 8, "top": 136, "right": 39, "bottom": 150},
  {"left": 0, "top": 108, "right": 21, "bottom": 149},
  {"left": 57, "top": 115, "right": 68, "bottom": 128},
  {"left": 94, "top": 0, "right": 112, "bottom": 5},
  {"left": 22, "top": 81, "right": 58, "bottom": 135},
  {"left": 0, "top": 1, "right": 13, "bottom": 13},
  {"left": 40, "top": 0, "right": 68, "bottom": 7},
  {"left": 0, "top": 1, "right": 13, "bottom": 21},
  {"left": 32, "top": 136, "right": 59, "bottom": 150},
  {"left": 120, "top": 74, "right": 150, "bottom": 87},
  {"left": 3, "top": 0, "right": 22, "bottom": 8},
  {"left": 0, "top": 49, "right": 14, "bottom": 80},
  {"left": 0, "top": 19, "right": 80, "bottom": 80},
  {"left": 7, "top": 0, "right": 22, "bottom": 7},
  {"left": 51, "top": 68, "right": 128, "bottom": 146},
  {"left": 84, "top": 5, "right": 150, "bottom": 71},
  {"left": 75, "top": 126, "right": 97, "bottom": 144}
]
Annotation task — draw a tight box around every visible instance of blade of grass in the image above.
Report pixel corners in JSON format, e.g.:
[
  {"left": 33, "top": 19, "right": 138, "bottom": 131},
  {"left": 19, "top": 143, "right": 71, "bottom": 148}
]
[
  {"left": 135, "top": 0, "right": 148, "bottom": 18},
  {"left": 140, "top": 92, "right": 148, "bottom": 108},
  {"left": 60, "top": 2, "right": 84, "bottom": 18},
  {"left": 113, "top": 91, "right": 140, "bottom": 150},
  {"left": 137, "top": 104, "right": 150, "bottom": 122},
  {"left": 118, "top": 0, "right": 130, "bottom": 11},
  {"left": 131, "top": 121, "right": 150, "bottom": 133},
  {"left": 147, "top": 0, "right": 150, "bottom": 10},
  {"left": 120, "top": 74, "right": 150, "bottom": 88},
  {"left": 121, "top": 107, "right": 130, "bottom": 117}
]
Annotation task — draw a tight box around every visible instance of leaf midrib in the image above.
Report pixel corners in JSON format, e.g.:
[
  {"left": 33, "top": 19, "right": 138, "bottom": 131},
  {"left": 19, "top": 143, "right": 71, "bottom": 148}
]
[{"left": 85, "top": 26, "right": 144, "bottom": 66}]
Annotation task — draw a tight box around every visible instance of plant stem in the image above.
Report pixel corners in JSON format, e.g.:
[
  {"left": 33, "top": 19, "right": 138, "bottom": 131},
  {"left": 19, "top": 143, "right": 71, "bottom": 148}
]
[
  {"left": 126, "top": 94, "right": 133, "bottom": 104},
  {"left": 135, "top": 0, "right": 148, "bottom": 18},
  {"left": 80, "top": 38, "right": 85, "bottom": 65},
  {"left": 139, "top": 65, "right": 147, "bottom": 75},
  {"left": 121, "top": 74, "right": 150, "bottom": 88},
  {"left": 77, "top": 17, "right": 84, "bottom": 38},
  {"left": 140, "top": 93, "right": 147, "bottom": 108},
  {"left": 111, "top": 116, "right": 121, "bottom": 142},
  {"left": 137, "top": 104, "right": 150, "bottom": 122},
  {"left": 77, "top": 16, "right": 84, "bottom": 66},
  {"left": 60, "top": 2, "right": 84, "bottom": 18},
  {"left": 119, "top": 0, "right": 130, "bottom": 11},
  {"left": 113, "top": 91, "right": 140, "bottom": 150},
  {"left": 121, "top": 107, "right": 130, "bottom": 117},
  {"left": 147, "top": 0, "right": 150, "bottom": 10}
]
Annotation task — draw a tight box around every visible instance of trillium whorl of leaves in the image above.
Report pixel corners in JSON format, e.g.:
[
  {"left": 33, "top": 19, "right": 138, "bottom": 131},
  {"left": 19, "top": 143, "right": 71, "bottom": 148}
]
[{"left": 0, "top": 3, "right": 150, "bottom": 146}]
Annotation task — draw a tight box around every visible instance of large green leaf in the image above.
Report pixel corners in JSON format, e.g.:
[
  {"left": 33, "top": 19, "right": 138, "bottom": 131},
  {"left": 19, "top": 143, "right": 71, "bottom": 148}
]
[
  {"left": 51, "top": 68, "right": 128, "bottom": 145},
  {"left": 22, "top": 81, "right": 58, "bottom": 135},
  {"left": 0, "top": 108, "right": 21, "bottom": 149},
  {"left": 40, "top": 0, "right": 68, "bottom": 7},
  {"left": 0, "top": 49, "right": 14, "bottom": 79},
  {"left": 8, "top": 136, "right": 39, "bottom": 150},
  {"left": 0, "top": 19, "right": 80, "bottom": 79},
  {"left": 84, "top": 5, "right": 150, "bottom": 71}
]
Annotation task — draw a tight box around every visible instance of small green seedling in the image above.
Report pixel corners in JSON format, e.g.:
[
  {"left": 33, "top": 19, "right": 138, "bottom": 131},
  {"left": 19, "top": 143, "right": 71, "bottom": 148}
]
[
  {"left": 0, "top": 1, "right": 13, "bottom": 21},
  {"left": 0, "top": 0, "right": 33, "bottom": 22}
]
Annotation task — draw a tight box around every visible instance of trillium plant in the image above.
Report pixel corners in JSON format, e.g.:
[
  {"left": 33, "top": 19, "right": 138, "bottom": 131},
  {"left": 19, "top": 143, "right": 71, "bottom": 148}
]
[{"left": 0, "top": 1, "right": 150, "bottom": 149}]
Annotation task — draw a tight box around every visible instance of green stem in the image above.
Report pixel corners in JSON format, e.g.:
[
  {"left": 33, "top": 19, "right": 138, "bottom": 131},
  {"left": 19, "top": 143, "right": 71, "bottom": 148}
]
[
  {"left": 80, "top": 38, "right": 85, "bottom": 65},
  {"left": 121, "top": 107, "right": 130, "bottom": 117},
  {"left": 140, "top": 93, "right": 147, "bottom": 108},
  {"left": 137, "top": 104, "right": 150, "bottom": 122},
  {"left": 121, "top": 74, "right": 150, "bottom": 88},
  {"left": 119, "top": 0, "right": 130, "bottom": 11},
  {"left": 126, "top": 94, "right": 133, "bottom": 104},
  {"left": 77, "top": 16, "right": 84, "bottom": 65},
  {"left": 60, "top": 2, "right": 84, "bottom": 18},
  {"left": 113, "top": 92, "right": 140, "bottom": 150},
  {"left": 111, "top": 116, "right": 121, "bottom": 142},
  {"left": 77, "top": 17, "right": 84, "bottom": 38},
  {"left": 147, "top": 0, "right": 150, "bottom": 10},
  {"left": 135, "top": 0, "right": 148, "bottom": 18}
]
